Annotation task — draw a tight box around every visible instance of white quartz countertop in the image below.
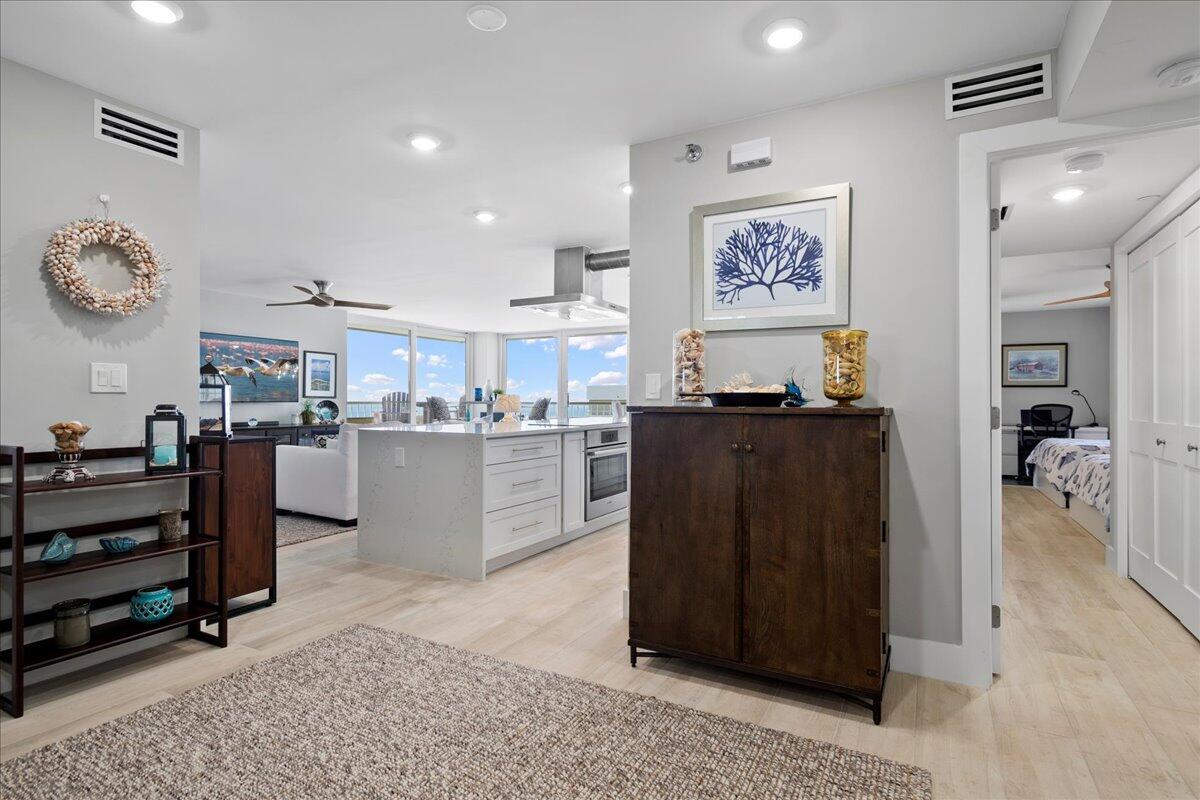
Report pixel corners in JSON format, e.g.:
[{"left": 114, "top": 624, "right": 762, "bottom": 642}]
[{"left": 359, "top": 416, "right": 628, "bottom": 438}]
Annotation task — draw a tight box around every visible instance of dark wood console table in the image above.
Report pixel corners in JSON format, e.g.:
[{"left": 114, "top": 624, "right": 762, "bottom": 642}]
[
  {"left": 232, "top": 423, "right": 339, "bottom": 447},
  {"left": 627, "top": 405, "right": 892, "bottom": 724}
]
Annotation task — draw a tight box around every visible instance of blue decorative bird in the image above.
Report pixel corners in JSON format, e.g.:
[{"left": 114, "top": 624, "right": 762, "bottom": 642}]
[{"left": 782, "top": 367, "right": 811, "bottom": 407}]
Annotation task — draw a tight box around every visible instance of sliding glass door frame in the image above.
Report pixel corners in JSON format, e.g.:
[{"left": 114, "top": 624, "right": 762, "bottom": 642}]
[
  {"left": 348, "top": 320, "right": 471, "bottom": 423},
  {"left": 500, "top": 326, "right": 628, "bottom": 423}
]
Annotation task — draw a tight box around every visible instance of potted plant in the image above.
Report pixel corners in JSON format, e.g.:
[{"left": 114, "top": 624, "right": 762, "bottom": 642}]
[{"left": 299, "top": 398, "right": 317, "bottom": 426}]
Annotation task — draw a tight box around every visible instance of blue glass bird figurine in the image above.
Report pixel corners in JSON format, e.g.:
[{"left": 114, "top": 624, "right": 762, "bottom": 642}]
[
  {"left": 782, "top": 368, "right": 811, "bottom": 407},
  {"left": 39, "top": 531, "right": 76, "bottom": 564}
]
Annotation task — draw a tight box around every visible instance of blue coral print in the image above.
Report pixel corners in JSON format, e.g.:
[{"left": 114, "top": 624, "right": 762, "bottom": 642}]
[{"left": 712, "top": 211, "right": 826, "bottom": 309}]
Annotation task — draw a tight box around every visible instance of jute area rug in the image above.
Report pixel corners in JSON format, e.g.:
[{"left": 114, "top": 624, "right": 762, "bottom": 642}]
[
  {"left": 1, "top": 625, "right": 932, "bottom": 799},
  {"left": 276, "top": 512, "right": 354, "bottom": 547}
]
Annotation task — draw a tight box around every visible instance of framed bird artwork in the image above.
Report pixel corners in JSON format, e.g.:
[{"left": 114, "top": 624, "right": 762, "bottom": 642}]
[{"left": 199, "top": 332, "right": 300, "bottom": 402}]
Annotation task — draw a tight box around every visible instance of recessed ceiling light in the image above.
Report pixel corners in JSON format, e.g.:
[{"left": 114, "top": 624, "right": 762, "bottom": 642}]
[
  {"left": 1064, "top": 151, "right": 1104, "bottom": 174},
  {"left": 762, "top": 18, "right": 806, "bottom": 51},
  {"left": 473, "top": 209, "right": 497, "bottom": 223},
  {"left": 467, "top": 4, "right": 507, "bottom": 32},
  {"left": 1052, "top": 186, "right": 1087, "bottom": 203},
  {"left": 618, "top": 181, "right": 633, "bottom": 196},
  {"left": 130, "top": 0, "right": 183, "bottom": 24},
  {"left": 408, "top": 133, "right": 440, "bottom": 152}
]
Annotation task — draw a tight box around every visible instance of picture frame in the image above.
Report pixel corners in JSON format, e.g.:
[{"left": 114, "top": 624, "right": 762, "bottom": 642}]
[
  {"left": 200, "top": 332, "right": 299, "bottom": 403},
  {"left": 691, "top": 183, "right": 851, "bottom": 331},
  {"left": 303, "top": 350, "right": 337, "bottom": 398},
  {"left": 1002, "top": 343, "right": 1068, "bottom": 387}
]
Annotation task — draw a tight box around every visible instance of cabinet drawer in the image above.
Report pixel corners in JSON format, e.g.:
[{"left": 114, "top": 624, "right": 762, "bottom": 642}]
[
  {"left": 484, "top": 497, "right": 561, "bottom": 559},
  {"left": 485, "top": 435, "right": 560, "bottom": 465},
  {"left": 484, "top": 455, "right": 560, "bottom": 512}
]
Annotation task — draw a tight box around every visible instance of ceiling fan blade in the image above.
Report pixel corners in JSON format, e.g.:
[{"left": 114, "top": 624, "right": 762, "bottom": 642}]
[
  {"left": 332, "top": 299, "right": 394, "bottom": 310},
  {"left": 292, "top": 284, "right": 315, "bottom": 295},
  {"left": 265, "top": 297, "right": 326, "bottom": 307},
  {"left": 1043, "top": 289, "right": 1112, "bottom": 307}
]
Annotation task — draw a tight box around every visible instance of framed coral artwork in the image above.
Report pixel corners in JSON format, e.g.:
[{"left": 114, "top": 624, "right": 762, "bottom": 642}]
[{"left": 691, "top": 183, "right": 851, "bottom": 331}]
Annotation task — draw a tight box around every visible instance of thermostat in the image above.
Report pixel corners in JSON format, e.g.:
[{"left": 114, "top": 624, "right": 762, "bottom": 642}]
[{"left": 730, "top": 137, "right": 773, "bottom": 170}]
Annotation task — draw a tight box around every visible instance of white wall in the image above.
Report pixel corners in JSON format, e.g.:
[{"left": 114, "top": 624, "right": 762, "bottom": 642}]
[
  {"left": 1, "top": 58, "right": 200, "bottom": 448},
  {"left": 200, "top": 289, "right": 347, "bottom": 423},
  {"left": 0, "top": 59, "right": 201, "bottom": 681},
  {"left": 1001, "top": 307, "right": 1110, "bottom": 426},
  {"left": 629, "top": 71, "right": 1055, "bottom": 647}
]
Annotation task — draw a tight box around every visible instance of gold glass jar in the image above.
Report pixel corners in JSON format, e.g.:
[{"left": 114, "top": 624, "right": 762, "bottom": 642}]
[{"left": 822, "top": 329, "right": 868, "bottom": 406}]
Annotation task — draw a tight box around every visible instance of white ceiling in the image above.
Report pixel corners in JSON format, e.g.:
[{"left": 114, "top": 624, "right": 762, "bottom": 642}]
[
  {"left": 1, "top": 1, "right": 1071, "bottom": 332},
  {"left": 999, "top": 126, "right": 1200, "bottom": 257}
]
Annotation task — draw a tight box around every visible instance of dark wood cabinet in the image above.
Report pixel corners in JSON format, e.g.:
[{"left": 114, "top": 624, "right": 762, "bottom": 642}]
[{"left": 628, "top": 406, "right": 891, "bottom": 723}]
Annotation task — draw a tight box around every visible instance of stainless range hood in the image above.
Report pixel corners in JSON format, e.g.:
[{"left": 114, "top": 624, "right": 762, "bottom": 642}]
[{"left": 510, "top": 246, "right": 629, "bottom": 321}]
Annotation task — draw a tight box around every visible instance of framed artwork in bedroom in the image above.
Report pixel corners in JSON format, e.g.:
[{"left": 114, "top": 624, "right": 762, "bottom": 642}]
[
  {"left": 1002, "top": 343, "right": 1068, "bottom": 387},
  {"left": 303, "top": 350, "right": 338, "bottom": 398},
  {"left": 691, "top": 183, "right": 851, "bottom": 331}
]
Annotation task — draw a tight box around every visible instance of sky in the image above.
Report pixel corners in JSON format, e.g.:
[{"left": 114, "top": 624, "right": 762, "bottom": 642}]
[{"left": 346, "top": 329, "right": 627, "bottom": 405}]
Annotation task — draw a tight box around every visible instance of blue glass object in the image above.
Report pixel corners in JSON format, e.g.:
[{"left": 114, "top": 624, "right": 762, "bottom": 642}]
[
  {"left": 39, "top": 531, "right": 77, "bottom": 564},
  {"left": 129, "top": 586, "right": 174, "bottom": 624},
  {"left": 99, "top": 536, "right": 139, "bottom": 554}
]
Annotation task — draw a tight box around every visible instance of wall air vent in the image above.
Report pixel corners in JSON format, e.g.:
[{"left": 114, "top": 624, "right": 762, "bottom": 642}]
[
  {"left": 93, "top": 100, "right": 183, "bottom": 164},
  {"left": 944, "top": 55, "right": 1051, "bottom": 120}
]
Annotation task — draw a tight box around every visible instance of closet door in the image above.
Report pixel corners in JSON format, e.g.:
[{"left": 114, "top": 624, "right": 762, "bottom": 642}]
[{"left": 1128, "top": 200, "right": 1200, "bottom": 638}]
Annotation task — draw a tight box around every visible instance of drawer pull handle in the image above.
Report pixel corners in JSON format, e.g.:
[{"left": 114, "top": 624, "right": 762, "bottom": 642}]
[
  {"left": 511, "top": 520, "right": 542, "bottom": 532},
  {"left": 511, "top": 446, "right": 544, "bottom": 453},
  {"left": 511, "top": 478, "right": 545, "bottom": 487},
  {"left": 1156, "top": 438, "right": 1167, "bottom": 446}
]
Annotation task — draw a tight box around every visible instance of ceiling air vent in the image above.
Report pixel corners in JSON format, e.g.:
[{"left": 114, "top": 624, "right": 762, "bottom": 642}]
[
  {"left": 93, "top": 100, "right": 183, "bottom": 164},
  {"left": 945, "top": 55, "right": 1051, "bottom": 120}
]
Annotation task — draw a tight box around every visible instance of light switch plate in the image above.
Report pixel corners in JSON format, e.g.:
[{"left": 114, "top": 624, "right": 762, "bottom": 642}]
[
  {"left": 645, "top": 373, "right": 661, "bottom": 400},
  {"left": 394, "top": 447, "right": 405, "bottom": 467},
  {"left": 91, "top": 362, "right": 127, "bottom": 393}
]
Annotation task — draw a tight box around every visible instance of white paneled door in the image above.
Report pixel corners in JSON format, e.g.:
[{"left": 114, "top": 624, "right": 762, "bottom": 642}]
[{"left": 1127, "top": 199, "right": 1200, "bottom": 638}]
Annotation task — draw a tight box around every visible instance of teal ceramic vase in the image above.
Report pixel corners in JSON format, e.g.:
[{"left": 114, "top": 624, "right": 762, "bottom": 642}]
[
  {"left": 39, "top": 531, "right": 76, "bottom": 564},
  {"left": 129, "top": 586, "right": 174, "bottom": 624}
]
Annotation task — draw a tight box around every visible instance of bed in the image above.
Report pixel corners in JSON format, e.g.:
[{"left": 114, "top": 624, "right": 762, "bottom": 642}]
[{"left": 1024, "top": 438, "right": 1112, "bottom": 544}]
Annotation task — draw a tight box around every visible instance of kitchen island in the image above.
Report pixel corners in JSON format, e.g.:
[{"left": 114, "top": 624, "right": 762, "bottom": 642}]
[{"left": 357, "top": 417, "right": 629, "bottom": 580}]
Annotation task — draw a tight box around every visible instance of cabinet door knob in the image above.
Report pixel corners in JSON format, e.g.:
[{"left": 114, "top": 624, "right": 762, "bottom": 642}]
[
  {"left": 744, "top": 443, "right": 755, "bottom": 453},
  {"left": 730, "top": 443, "right": 740, "bottom": 452},
  {"left": 1156, "top": 438, "right": 1167, "bottom": 446}
]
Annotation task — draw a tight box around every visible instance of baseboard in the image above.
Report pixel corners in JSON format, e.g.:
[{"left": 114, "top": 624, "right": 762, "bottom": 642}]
[{"left": 889, "top": 635, "right": 988, "bottom": 687}]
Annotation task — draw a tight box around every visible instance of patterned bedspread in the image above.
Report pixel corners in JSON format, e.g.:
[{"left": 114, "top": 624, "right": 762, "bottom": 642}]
[
  {"left": 1064, "top": 453, "right": 1111, "bottom": 518},
  {"left": 1024, "top": 437, "right": 1111, "bottom": 489}
]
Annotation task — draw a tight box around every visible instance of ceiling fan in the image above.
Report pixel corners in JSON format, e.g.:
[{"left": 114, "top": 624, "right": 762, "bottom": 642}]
[
  {"left": 1043, "top": 266, "right": 1111, "bottom": 307},
  {"left": 265, "top": 280, "right": 393, "bottom": 310}
]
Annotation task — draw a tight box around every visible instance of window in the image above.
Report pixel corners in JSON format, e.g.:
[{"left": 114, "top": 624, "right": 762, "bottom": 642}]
[
  {"left": 346, "top": 328, "right": 410, "bottom": 422},
  {"left": 504, "top": 337, "right": 558, "bottom": 419},
  {"left": 415, "top": 335, "right": 467, "bottom": 421},
  {"left": 567, "top": 332, "right": 627, "bottom": 418}
]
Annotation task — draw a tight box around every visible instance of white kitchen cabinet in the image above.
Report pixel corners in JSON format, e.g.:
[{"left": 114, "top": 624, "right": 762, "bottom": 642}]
[
  {"left": 562, "top": 431, "right": 586, "bottom": 534},
  {"left": 484, "top": 455, "right": 561, "bottom": 513}
]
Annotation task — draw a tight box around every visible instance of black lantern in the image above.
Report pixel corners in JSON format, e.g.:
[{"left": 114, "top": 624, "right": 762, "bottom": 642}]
[
  {"left": 199, "top": 357, "right": 232, "bottom": 437},
  {"left": 145, "top": 404, "right": 186, "bottom": 474}
]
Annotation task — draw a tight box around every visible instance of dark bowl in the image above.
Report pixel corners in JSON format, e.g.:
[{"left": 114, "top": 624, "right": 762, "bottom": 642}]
[{"left": 705, "top": 392, "right": 788, "bottom": 408}]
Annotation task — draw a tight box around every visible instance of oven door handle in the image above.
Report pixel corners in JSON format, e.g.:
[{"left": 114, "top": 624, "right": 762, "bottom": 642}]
[{"left": 586, "top": 446, "right": 629, "bottom": 460}]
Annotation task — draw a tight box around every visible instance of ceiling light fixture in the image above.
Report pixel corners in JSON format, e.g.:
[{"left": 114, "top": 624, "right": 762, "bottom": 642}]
[
  {"left": 1064, "top": 151, "right": 1104, "bottom": 174},
  {"left": 408, "top": 133, "right": 440, "bottom": 152},
  {"left": 618, "top": 181, "right": 633, "bottom": 196},
  {"left": 762, "top": 18, "right": 806, "bottom": 51},
  {"left": 1052, "top": 186, "right": 1087, "bottom": 203},
  {"left": 1156, "top": 57, "right": 1200, "bottom": 89},
  {"left": 130, "top": 0, "right": 183, "bottom": 24},
  {"left": 473, "top": 209, "right": 497, "bottom": 223},
  {"left": 466, "top": 4, "right": 507, "bottom": 32}
]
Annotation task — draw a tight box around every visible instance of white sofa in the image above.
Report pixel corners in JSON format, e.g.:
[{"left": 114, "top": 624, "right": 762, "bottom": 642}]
[{"left": 275, "top": 426, "right": 358, "bottom": 525}]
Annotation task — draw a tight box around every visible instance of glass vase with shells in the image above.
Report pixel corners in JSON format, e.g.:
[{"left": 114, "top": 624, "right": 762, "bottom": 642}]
[{"left": 44, "top": 421, "right": 96, "bottom": 483}]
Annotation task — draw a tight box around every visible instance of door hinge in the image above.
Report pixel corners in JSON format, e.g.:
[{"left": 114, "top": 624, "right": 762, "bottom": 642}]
[
  {"left": 990, "top": 208, "right": 1000, "bottom": 232},
  {"left": 992, "top": 604, "right": 1001, "bottom": 629},
  {"left": 991, "top": 406, "right": 1001, "bottom": 430},
  {"left": 880, "top": 430, "right": 887, "bottom": 453},
  {"left": 881, "top": 519, "right": 888, "bottom": 543},
  {"left": 882, "top": 631, "right": 887, "bottom": 654}
]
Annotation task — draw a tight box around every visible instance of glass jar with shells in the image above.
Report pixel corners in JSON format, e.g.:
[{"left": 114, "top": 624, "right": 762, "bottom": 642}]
[
  {"left": 672, "top": 328, "right": 706, "bottom": 402},
  {"left": 822, "top": 329, "right": 868, "bottom": 406}
]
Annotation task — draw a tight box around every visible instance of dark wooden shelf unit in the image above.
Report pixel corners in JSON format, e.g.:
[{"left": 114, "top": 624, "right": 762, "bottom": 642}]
[
  {"left": 0, "top": 439, "right": 231, "bottom": 718},
  {"left": 627, "top": 405, "right": 892, "bottom": 724}
]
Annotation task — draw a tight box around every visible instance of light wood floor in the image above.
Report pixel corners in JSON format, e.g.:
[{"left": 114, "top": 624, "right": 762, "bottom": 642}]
[{"left": 2, "top": 486, "right": 1197, "bottom": 798}]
